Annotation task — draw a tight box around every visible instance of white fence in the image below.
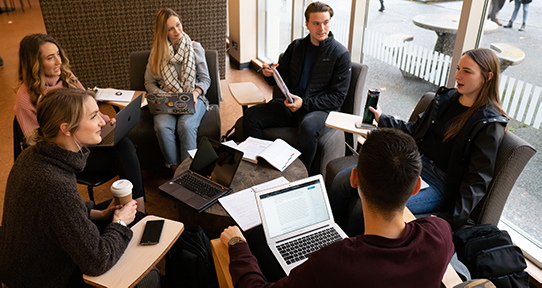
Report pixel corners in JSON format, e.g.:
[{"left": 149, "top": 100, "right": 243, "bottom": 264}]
[
  {"left": 500, "top": 75, "right": 542, "bottom": 129},
  {"left": 363, "top": 29, "right": 542, "bottom": 128},
  {"left": 363, "top": 29, "right": 451, "bottom": 87}
]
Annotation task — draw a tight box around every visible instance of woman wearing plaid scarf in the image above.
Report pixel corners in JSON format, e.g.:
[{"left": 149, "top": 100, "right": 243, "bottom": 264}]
[{"left": 145, "top": 8, "right": 211, "bottom": 172}]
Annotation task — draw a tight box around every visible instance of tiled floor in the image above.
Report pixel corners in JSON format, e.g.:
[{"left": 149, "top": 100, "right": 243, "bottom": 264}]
[{"left": 0, "top": 0, "right": 273, "bottom": 225}]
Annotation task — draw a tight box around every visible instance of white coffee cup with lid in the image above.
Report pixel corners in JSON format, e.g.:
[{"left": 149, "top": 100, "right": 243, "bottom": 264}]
[{"left": 110, "top": 179, "right": 133, "bottom": 205}]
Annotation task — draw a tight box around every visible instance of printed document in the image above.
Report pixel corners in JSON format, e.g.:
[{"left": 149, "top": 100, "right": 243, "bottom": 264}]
[
  {"left": 237, "top": 137, "right": 301, "bottom": 172},
  {"left": 219, "top": 177, "right": 289, "bottom": 231},
  {"left": 95, "top": 88, "right": 134, "bottom": 102}
]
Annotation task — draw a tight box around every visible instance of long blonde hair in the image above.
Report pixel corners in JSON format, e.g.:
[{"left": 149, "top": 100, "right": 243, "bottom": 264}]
[
  {"left": 443, "top": 48, "right": 507, "bottom": 142},
  {"left": 33, "top": 88, "right": 94, "bottom": 147},
  {"left": 150, "top": 8, "right": 181, "bottom": 76},
  {"left": 18, "top": 33, "right": 79, "bottom": 107}
]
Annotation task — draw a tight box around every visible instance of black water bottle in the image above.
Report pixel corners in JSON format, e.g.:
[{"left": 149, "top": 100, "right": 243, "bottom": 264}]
[{"left": 362, "top": 89, "right": 380, "bottom": 124}]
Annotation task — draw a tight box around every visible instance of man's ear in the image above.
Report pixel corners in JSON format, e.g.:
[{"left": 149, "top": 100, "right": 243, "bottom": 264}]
[
  {"left": 411, "top": 176, "right": 422, "bottom": 196},
  {"left": 350, "top": 167, "right": 359, "bottom": 189},
  {"left": 59, "top": 123, "right": 71, "bottom": 137}
]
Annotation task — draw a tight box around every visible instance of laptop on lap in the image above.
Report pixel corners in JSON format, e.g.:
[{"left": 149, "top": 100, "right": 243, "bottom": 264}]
[
  {"left": 159, "top": 137, "right": 244, "bottom": 212},
  {"left": 255, "top": 174, "right": 348, "bottom": 275},
  {"left": 89, "top": 93, "right": 142, "bottom": 147},
  {"left": 146, "top": 92, "right": 196, "bottom": 114}
]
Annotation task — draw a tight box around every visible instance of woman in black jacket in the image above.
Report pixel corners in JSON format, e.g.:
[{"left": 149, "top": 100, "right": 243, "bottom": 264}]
[{"left": 328, "top": 48, "right": 508, "bottom": 234}]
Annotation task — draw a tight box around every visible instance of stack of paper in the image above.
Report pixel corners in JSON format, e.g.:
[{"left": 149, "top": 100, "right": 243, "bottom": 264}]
[{"left": 219, "top": 177, "right": 289, "bottom": 231}]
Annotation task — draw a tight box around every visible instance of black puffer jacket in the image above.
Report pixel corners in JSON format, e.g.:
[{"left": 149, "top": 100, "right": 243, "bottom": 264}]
[
  {"left": 265, "top": 31, "right": 351, "bottom": 113},
  {"left": 379, "top": 87, "right": 509, "bottom": 230}
]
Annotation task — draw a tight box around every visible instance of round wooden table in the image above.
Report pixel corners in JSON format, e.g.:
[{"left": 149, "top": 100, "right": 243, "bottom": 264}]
[
  {"left": 413, "top": 14, "right": 498, "bottom": 55},
  {"left": 174, "top": 157, "right": 308, "bottom": 234}
]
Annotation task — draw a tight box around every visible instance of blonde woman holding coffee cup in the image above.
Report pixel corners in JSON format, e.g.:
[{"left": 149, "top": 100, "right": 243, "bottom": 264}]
[{"left": 0, "top": 88, "right": 138, "bottom": 287}]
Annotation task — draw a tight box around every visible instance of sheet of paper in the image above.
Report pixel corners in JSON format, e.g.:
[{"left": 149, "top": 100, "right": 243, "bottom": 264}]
[
  {"left": 221, "top": 140, "right": 240, "bottom": 150},
  {"left": 95, "top": 88, "right": 134, "bottom": 102},
  {"left": 188, "top": 149, "right": 197, "bottom": 159},
  {"left": 237, "top": 137, "right": 273, "bottom": 161},
  {"left": 421, "top": 179, "right": 430, "bottom": 190},
  {"left": 219, "top": 177, "right": 289, "bottom": 231}
]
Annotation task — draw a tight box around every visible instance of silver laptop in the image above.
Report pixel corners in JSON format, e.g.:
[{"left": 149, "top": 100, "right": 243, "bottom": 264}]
[
  {"left": 89, "top": 93, "right": 142, "bottom": 147},
  {"left": 159, "top": 137, "right": 244, "bottom": 212},
  {"left": 255, "top": 174, "right": 348, "bottom": 275},
  {"left": 146, "top": 92, "right": 195, "bottom": 114}
]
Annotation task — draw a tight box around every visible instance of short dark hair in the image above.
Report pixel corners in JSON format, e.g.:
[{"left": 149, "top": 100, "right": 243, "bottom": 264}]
[
  {"left": 357, "top": 128, "right": 422, "bottom": 218},
  {"left": 305, "top": 1, "right": 334, "bottom": 22}
]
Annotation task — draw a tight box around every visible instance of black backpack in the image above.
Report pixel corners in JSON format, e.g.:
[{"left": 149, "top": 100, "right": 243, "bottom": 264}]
[
  {"left": 165, "top": 225, "right": 219, "bottom": 288},
  {"left": 453, "top": 224, "right": 529, "bottom": 288}
]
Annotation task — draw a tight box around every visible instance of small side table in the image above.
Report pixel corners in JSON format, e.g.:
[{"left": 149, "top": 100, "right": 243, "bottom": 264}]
[{"left": 228, "top": 82, "right": 266, "bottom": 112}]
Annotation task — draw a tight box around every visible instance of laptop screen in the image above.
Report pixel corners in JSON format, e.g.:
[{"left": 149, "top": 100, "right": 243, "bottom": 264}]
[
  {"left": 259, "top": 179, "right": 331, "bottom": 239},
  {"left": 190, "top": 138, "right": 243, "bottom": 187}
]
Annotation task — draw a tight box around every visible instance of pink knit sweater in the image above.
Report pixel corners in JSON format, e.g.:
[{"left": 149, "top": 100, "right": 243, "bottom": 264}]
[{"left": 14, "top": 75, "right": 110, "bottom": 138}]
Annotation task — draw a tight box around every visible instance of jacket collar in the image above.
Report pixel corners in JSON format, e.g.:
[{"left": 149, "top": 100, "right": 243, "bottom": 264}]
[{"left": 303, "top": 31, "right": 335, "bottom": 48}]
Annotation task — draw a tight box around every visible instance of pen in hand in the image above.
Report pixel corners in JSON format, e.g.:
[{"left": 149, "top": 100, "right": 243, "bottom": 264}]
[{"left": 257, "top": 63, "right": 274, "bottom": 73}]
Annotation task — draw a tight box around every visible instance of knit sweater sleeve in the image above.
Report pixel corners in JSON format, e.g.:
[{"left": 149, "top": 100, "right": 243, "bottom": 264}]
[
  {"left": 14, "top": 84, "right": 39, "bottom": 138},
  {"left": 44, "top": 186, "right": 133, "bottom": 276}
]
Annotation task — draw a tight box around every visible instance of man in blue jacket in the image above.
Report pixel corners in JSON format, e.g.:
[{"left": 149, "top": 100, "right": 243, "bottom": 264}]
[{"left": 243, "top": 1, "right": 351, "bottom": 172}]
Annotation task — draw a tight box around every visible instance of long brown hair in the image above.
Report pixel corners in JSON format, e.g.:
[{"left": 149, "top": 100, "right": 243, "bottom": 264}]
[
  {"left": 443, "top": 48, "right": 507, "bottom": 142},
  {"left": 18, "top": 33, "right": 79, "bottom": 107},
  {"left": 149, "top": 8, "right": 181, "bottom": 76}
]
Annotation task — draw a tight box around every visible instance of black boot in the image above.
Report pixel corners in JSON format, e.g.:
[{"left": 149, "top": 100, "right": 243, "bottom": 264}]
[
  {"left": 504, "top": 21, "right": 513, "bottom": 28},
  {"left": 379, "top": 0, "right": 385, "bottom": 12},
  {"left": 519, "top": 23, "right": 525, "bottom": 31}
]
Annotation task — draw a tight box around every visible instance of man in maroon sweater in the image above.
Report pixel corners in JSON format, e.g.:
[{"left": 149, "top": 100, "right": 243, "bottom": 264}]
[{"left": 220, "top": 128, "right": 454, "bottom": 287}]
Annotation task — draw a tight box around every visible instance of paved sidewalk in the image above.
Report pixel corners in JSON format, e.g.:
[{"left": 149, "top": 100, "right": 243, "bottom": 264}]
[{"left": 361, "top": 0, "right": 541, "bottom": 242}]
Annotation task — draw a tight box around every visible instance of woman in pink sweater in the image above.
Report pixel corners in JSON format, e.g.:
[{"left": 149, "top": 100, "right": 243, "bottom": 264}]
[{"left": 14, "top": 33, "right": 146, "bottom": 212}]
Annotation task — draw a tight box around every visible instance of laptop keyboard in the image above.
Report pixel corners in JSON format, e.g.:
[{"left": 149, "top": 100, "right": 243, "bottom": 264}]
[
  {"left": 276, "top": 227, "right": 343, "bottom": 265},
  {"left": 100, "top": 128, "right": 115, "bottom": 145},
  {"left": 174, "top": 174, "right": 224, "bottom": 200}
]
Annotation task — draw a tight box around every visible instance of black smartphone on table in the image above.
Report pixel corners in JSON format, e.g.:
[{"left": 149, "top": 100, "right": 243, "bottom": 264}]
[{"left": 139, "top": 220, "right": 165, "bottom": 246}]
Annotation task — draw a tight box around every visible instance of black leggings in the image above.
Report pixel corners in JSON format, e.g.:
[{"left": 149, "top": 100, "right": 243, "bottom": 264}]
[{"left": 82, "top": 137, "right": 145, "bottom": 200}]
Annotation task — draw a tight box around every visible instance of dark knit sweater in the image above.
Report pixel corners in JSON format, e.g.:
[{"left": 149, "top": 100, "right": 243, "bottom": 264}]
[{"left": 0, "top": 142, "right": 132, "bottom": 288}]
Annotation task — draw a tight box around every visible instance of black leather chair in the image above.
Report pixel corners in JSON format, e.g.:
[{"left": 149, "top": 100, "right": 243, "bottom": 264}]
[
  {"left": 13, "top": 116, "right": 116, "bottom": 202},
  {"left": 234, "top": 62, "right": 369, "bottom": 177},
  {"left": 127, "top": 50, "right": 222, "bottom": 170}
]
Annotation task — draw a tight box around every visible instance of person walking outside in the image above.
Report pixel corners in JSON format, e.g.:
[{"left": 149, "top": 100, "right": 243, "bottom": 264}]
[{"left": 504, "top": 0, "right": 531, "bottom": 31}]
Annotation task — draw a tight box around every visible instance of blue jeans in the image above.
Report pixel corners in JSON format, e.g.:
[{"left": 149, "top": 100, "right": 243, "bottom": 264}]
[
  {"left": 510, "top": 0, "right": 529, "bottom": 24},
  {"left": 153, "top": 98, "right": 206, "bottom": 166},
  {"left": 407, "top": 155, "right": 447, "bottom": 214},
  {"left": 327, "top": 155, "right": 447, "bottom": 236}
]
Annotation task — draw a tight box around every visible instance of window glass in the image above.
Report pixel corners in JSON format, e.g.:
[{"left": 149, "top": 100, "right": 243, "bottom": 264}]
[
  {"left": 361, "top": 0, "right": 461, "bottom": 120},
  {"left": 261, "top": 0, "right": 293, "bottom": 63},
  {"left": 479, "top": 0, "right": 542, "bottom": 252}
]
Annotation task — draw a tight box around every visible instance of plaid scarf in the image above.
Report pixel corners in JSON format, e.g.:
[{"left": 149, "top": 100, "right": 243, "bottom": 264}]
[{"left": 161, "top": 32, "right": 196, "bottom": 93}]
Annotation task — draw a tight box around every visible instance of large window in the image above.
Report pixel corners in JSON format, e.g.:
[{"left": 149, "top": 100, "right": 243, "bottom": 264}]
[{"left": 258, "top": 0, "right": 293, "bottom": 63}]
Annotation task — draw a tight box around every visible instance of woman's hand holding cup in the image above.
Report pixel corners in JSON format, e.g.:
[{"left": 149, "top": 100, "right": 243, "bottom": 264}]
[{"left": 113, "top": 200, "right": 138, "bottom": 225}]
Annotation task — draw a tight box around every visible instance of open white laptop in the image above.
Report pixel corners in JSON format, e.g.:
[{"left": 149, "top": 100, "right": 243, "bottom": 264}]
[{"left": 255, "top": 174, "right": 348, "bottom": 275}]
